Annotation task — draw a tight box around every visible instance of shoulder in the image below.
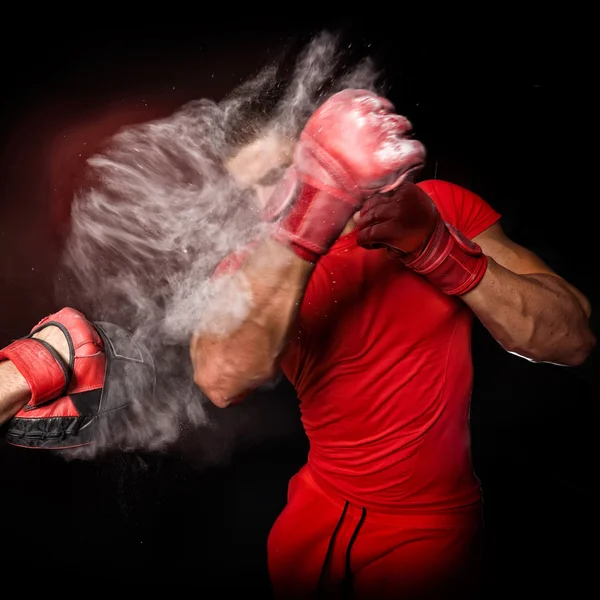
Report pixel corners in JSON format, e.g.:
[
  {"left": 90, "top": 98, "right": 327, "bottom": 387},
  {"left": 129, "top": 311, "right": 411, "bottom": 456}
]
[
  {"left": 417, "top": 179, "right": 460, "bottom": 199},
  {"left": 417, "top": 179, "right": 479, "bottom": 213},
  {"left": 417, "top": 179, "right": 501, "bottom": 239}
]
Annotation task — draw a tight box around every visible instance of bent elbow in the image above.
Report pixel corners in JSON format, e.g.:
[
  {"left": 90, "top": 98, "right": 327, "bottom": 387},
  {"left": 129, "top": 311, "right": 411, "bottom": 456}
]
[
  {"left": 193, "top": 364, "right": 275, "bottom": 409},
  {"left": 205, "top": 391, "right": 237, "bottom": 409},
  {"left": 503, "top": 331, "right": 597, "bottom": 367},
  {"left": 563, "top": 331, "right": 597, "bottom": 367},
  {"left": 193, "top": 369, "right": 235, "bottom": 408},
  {"left": 189, "top": 336, "right": 278, "bottom": 407},
  {"left": 189, "top": 337, "right": 236, "bottom": 407}
]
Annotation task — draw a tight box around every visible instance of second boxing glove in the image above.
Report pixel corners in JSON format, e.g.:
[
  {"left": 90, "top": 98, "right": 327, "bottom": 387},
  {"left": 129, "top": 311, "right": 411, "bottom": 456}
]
[{"left": 356, "top": 182, "right": 488, "bottom": 296}]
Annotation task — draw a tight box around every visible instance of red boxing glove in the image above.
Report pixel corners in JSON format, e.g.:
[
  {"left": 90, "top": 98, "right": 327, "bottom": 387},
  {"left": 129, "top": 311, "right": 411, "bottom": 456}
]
[
  {"left": 356, "top": 183, "right": 487, "bottom": 295},
  {"left": 263, "top": 89, "right": 425, "bottom": 262},
  {"left": 0, "top": 307, "right": 154, "bottom": 450}
]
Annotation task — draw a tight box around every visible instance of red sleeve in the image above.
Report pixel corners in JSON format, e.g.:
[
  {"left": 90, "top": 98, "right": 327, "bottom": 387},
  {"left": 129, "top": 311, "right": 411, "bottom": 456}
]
[{"left": 417, "top": 180, "right": 501, "bottom": 239}]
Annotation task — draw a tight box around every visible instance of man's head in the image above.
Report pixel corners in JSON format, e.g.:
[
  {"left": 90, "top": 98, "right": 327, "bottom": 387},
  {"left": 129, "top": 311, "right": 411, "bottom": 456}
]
[{"left": 219, "top": 32, "right": 384, "bottom": 209}]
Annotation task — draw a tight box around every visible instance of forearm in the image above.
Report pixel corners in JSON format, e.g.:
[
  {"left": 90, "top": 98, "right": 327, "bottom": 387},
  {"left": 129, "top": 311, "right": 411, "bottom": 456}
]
[
  {"left": 0, "top": 324, "right": 70, "bottom": 424},
  {"left": 191, "top": 90, "right": 424, "bottom": 406},
  {"left": 191, "top": 237, "right": 314, "bottom": 406},
  {"left": 0, "top": 361, "right": 31, "bottom": 425},
  {"left": 462, "top": 258, "right": 595, "bottom": 365}
]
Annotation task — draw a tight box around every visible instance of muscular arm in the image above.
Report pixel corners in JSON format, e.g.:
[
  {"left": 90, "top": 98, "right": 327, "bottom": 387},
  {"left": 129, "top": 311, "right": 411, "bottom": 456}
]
[
  {"left": 355, "top": 182, "right": 595, "bottom": 366},
  {"left": 190, "top": 238, "right": 314, "bottom": 407},
  {"left": 464, "top": 223, "right": 595, "bottom": 366}
]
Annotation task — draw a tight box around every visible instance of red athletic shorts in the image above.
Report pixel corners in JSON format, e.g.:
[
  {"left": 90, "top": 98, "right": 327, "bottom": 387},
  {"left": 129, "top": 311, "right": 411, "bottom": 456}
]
[{"left": 268, "top": 465, "right": 483, "bottom": 599}]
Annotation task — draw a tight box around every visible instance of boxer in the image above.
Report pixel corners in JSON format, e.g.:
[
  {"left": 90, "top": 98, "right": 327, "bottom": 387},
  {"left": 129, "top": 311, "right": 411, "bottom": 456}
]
[
  {"left": 192, "top": 89, "right": 595, "bottom": 598},
  {"left": 0, "top": 87, "right": 594, "bottom": 598}
]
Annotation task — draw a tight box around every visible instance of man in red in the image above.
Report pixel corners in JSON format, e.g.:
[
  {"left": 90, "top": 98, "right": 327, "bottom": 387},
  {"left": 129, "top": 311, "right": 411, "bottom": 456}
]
[
  {"left": 0, "top": 87, "right": 594, "bottom": 598},
  {"left": 191, "top": 89, "right": 595, "bottom": 598}
]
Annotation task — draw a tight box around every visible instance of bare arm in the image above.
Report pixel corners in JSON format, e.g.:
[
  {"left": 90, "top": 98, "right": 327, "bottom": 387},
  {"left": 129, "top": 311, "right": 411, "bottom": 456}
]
[
  {"left": 191, "top": 90, "right": 425, "bottom": 407},
  {"left": 190, "top": 238, "right": 314, "bottom": 407},
  {"left": 0, "top": 325, "right": 70, "bottom": 424},
  {"left": 0, "top": 362, "right": 30, "bottom": 425},
  {"left": 463, "top": 223, "right": 595, "bottom": 366}
]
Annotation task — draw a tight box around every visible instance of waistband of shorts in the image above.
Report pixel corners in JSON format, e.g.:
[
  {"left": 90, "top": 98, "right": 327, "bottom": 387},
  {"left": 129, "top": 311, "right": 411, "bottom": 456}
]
[{"left": 304, "top": 464, "right": 482, "bottom": 528}]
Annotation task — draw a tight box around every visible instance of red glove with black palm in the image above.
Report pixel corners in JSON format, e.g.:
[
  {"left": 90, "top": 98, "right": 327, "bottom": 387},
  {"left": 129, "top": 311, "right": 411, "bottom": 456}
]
[{"left": 355, "top": 182, "right": 488, "bottom": 295}]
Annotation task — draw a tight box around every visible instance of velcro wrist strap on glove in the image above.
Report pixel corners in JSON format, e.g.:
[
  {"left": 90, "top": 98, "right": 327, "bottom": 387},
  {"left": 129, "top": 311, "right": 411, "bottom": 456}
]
[
  {"left": 264, "top": 160, "right": 361, "bottom": 263},
  {"left": 270, "top": 181, "right": 359, "bottom": 262},
  {"left": 404, "top": 219, "right": 487, "bottom": 296},
  {"left": 0, "top": 338, "right": 69, "bottom": 405}
]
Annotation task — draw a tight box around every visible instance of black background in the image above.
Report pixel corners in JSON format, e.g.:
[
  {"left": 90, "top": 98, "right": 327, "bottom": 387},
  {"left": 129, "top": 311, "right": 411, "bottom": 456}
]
[{"left": 0, "top": 14, "right": 598, "bottom": 597}]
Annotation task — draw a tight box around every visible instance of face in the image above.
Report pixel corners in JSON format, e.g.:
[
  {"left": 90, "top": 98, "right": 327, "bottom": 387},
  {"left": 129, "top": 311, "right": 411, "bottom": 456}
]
[
  {"left": 225, "top": 130, "right": 360, "bottom": 235},
  {"left": 225, "top": 131, "right": 296, "bottom": 209}
]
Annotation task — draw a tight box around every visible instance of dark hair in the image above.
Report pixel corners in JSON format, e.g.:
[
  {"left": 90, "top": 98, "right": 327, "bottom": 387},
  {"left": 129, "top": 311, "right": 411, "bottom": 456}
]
[
  {"left": 220, "top": 31, "right": 383, "bottom": 158},
  {"left": 220, "top": 70, "right": 288, "bottom": 155}
]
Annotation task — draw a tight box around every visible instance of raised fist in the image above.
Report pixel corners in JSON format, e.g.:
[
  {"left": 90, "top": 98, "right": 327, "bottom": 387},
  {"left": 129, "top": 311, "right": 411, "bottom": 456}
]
[
  {"left": 264, "top": 89, "right": 425, "bottom": 261},
  {"left": 299, "top": 89, "right": 425, "bottom": 196}
]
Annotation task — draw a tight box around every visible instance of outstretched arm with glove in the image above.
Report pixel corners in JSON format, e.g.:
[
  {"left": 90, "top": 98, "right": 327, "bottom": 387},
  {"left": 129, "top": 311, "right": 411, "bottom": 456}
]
[
  {"left": 355, "top": 181, "right": 595, "bottom": 366},
  {"left": 191, "top": 90, "right": 425, "bottom": 407},
  {"left": 0, "top": 307, "right": 155, "bottom": 450},
  {"left": 0, "top": 324, "right": 70, "bottom": 425}
]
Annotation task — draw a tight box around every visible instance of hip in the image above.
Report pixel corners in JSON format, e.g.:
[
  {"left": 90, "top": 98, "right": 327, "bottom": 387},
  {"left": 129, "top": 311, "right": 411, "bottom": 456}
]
[{"left": 268, "top": 464, "right": 483, "bottom": 598}]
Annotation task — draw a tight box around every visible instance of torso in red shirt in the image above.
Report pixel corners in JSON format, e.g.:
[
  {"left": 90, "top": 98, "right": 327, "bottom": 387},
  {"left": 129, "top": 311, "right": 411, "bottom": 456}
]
[{"left": 278, "top": 180, "right": 501, "bottom": 513}]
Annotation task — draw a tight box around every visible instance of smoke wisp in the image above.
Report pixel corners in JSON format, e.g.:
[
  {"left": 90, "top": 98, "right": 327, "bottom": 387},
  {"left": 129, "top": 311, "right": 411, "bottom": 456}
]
[{"left": 57, "top": 32, "right": 382, "bottom": 460}]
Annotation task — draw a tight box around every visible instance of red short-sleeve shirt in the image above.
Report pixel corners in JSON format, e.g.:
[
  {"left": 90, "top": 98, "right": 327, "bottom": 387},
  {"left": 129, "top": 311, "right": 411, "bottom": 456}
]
[{"left": 218, "top": 180, "right": 500, "bottom": 512}]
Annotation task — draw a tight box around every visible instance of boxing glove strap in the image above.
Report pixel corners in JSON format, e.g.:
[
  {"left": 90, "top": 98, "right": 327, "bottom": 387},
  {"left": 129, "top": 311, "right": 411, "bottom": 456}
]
[
  {"left": 0, "top": 337, "right": 70, "bottom": 405},
  {"left": 270, "top": 182, "right": 361, "bottom": 264},
  {"left": 404, "top": 219, "right": 487, "bottom": 295},
  {"left": 263, "top": 138, "right": 364, "bottom": 264}
]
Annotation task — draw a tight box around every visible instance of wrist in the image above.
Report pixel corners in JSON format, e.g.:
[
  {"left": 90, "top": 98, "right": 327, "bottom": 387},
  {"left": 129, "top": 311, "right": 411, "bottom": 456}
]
[
  {"left": 270, "top": 184, "right": 359, "bottom": 263},
  {"left": 270, "top": 230, "right": 321, "bottom": 264},
  {"left": 403, "top": 219, "right": 487, "bottom": 296},
  {"left": 247, "top": 236, "right": 316, "bottom": 284},
  {"left": 0, "top": 361, "right": 31, "bottom": 424}
]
